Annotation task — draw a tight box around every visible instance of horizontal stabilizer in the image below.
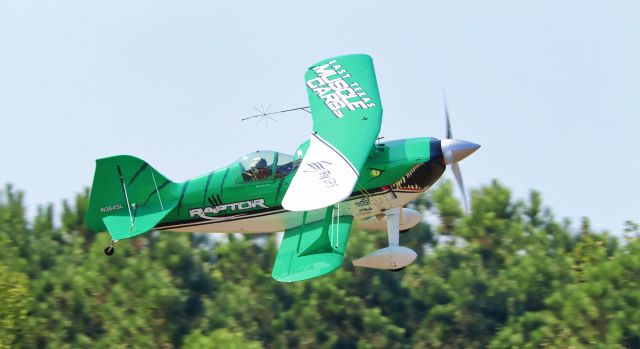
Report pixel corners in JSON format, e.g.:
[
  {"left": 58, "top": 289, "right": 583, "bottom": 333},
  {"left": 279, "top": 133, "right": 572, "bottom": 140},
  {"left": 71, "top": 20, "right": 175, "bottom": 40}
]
[
  {"left": 103, "top": 202, "right": 176, "bottom": 240},
  {"left": 272, "top": 208, "right": 353, "bottom": 282},
  {"left": 102, "top": 193, "right": 177, "bottom": 240}
]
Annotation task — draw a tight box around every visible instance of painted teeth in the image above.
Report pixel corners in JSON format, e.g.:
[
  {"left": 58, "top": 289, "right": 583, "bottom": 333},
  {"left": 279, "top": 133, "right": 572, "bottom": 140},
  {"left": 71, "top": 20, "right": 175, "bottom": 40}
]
[
  {"left": 394, "top": 176, "right": 407, "bottom": 187},
  {"left": 406, "top": 164, "right": 421, "bottom": 178},
  {"left": 390, "top": 164, "right": 425, "bottom": 190}
]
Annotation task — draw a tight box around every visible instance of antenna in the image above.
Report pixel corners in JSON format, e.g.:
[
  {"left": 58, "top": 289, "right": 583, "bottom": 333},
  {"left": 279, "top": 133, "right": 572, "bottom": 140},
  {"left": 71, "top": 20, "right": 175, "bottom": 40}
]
[{"left": 241, "top": 105, "right": 311, "bottom": 122}]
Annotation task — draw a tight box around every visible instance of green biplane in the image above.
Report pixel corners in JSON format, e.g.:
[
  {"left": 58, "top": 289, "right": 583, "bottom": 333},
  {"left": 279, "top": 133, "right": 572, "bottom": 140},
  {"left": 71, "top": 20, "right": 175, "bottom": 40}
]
[{"left": 86, "top": 54, "right": 480, "bottom": 282}]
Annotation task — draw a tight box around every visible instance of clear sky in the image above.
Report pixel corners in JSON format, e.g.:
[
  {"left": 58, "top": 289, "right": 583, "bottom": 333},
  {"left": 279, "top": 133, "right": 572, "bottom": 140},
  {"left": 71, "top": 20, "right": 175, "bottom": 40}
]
[{"left": 1, "top": 0, "right": 638, "bottom": 233}]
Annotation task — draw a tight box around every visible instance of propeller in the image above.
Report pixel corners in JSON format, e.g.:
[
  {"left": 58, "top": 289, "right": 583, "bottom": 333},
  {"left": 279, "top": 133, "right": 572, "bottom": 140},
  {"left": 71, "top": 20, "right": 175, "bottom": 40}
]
[{"left": 440, "top": 93, "right": 480, "bottom": 213}]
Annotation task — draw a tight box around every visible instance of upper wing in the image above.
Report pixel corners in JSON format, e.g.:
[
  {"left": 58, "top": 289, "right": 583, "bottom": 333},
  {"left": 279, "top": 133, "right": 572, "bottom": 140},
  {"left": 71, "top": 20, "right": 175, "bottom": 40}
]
[
  {"left": 282, "top": 54, "right": 383, "bottom": 211},
  {"left": 272, "top": 206, "right": 354, "bottom": 282}
]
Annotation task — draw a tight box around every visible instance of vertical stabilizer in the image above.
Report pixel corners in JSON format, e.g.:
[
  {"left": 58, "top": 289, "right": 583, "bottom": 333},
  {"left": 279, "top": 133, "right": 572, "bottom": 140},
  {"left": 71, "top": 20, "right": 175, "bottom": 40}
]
[{"left": 86, "top": 155, "right": 180, "bottom": 240}]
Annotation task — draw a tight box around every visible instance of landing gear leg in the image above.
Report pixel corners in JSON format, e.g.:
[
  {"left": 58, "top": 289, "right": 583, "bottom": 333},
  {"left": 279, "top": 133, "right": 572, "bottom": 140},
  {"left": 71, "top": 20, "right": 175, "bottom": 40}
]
[
  {"left": 352, "top": 208, "right": 417, "bottom": 270},
  {"left": 386, "top": 208, "right": 400, "bottom": 247},
  {"left": 104, "top": 240, "right": 117, "bottom": 256},
  {"left": 386, "top": 208, "right": 406, "bottom": 271}
]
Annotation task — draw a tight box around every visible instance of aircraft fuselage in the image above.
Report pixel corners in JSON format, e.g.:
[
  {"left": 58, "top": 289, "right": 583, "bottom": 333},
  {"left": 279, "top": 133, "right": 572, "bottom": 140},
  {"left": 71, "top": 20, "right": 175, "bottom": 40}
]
[{"left": 154, "top": 137, "right": 445, "bottom": 234}]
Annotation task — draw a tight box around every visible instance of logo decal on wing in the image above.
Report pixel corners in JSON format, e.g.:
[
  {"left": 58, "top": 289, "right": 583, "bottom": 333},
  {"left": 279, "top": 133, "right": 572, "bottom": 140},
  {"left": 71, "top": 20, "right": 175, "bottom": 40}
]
[
  {"left": 306, "top": 60, "right": 377, "bottom": 118},
  {"left": 303, "top": 161, "right": 338, "bottom": 188}
]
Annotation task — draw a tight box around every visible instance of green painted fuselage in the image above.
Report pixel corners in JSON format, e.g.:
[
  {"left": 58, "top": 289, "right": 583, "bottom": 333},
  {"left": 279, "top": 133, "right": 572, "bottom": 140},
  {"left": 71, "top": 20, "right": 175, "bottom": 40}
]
[
  {"left": 86, "top": 137, "right": 445, "bottom": 236},
  {"left": 159, "top": 137, "right": 444, "bottom": 233}
]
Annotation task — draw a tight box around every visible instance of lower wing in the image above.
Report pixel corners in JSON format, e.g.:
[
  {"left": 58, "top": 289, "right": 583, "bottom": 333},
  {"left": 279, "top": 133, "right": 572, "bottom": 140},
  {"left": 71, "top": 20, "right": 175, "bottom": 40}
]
[{"left": 272, "top": 206, "right": 353, "bottom": 282}]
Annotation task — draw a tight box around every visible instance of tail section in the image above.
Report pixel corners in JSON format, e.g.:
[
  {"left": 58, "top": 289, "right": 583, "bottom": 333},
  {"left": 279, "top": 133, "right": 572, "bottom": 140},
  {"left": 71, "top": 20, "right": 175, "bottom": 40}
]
[{"left": 86, "top": 155, "right": 180, "bottom": 240}]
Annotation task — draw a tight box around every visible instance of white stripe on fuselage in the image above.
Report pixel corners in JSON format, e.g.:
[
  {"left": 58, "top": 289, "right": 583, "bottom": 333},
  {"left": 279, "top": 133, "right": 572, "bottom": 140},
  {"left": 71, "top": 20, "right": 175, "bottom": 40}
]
[{"left": 160, "top": 189, "right": 423, "bottom": 234}]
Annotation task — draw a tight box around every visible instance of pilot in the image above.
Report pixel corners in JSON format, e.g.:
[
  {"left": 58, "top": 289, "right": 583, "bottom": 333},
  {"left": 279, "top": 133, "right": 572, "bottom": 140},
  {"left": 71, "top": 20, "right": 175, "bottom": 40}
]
[{"left": 248, "top": 157, "right": 270, "bottom": 180}]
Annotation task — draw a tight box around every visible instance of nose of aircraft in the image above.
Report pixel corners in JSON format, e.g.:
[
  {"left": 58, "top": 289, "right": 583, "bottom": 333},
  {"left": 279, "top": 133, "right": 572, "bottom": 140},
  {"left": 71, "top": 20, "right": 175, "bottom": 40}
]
[{"left": 441, "top": 139, "right": 481, "bottom": 165}]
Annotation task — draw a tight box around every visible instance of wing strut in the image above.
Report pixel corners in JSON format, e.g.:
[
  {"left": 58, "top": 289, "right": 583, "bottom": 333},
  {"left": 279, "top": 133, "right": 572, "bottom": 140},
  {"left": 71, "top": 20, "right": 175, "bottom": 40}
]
[{"left": 329, "top": 203, "right": 344, "bottom": 249}]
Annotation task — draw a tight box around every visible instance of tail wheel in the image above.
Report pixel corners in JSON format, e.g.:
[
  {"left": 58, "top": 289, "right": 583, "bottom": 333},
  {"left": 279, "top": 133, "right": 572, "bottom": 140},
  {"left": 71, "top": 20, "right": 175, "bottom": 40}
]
[{"left": 104, "top": 246, "right": 115, "bottom": 256}]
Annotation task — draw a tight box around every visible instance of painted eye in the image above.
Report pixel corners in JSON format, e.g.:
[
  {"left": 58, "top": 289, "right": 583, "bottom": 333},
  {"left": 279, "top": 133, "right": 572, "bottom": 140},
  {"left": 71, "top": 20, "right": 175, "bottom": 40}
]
[{"left": 369, "top": 169, "right": 382, "bottom": 178}]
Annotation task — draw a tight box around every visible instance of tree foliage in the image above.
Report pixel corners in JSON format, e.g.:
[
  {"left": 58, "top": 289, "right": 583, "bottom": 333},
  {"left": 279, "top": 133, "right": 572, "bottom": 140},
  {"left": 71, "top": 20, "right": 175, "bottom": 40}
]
[
  {"left": 0, "top": 181, "right": 638, "bottom": 348},
  {"left": 0, "top": 265, "right": 29, "bottom": 349}
]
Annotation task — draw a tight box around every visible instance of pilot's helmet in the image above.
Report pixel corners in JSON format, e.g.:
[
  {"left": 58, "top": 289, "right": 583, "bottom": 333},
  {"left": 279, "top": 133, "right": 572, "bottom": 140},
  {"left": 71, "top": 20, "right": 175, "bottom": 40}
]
[{"left": 250, "top": 157, "right": 268, "bottom": 169}]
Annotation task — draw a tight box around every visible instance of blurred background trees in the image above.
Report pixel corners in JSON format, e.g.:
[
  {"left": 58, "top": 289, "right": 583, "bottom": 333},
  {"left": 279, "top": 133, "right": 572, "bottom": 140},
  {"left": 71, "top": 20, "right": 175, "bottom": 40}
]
[{"left": 0, "top": 182, "right": 638, "bottom": 348}]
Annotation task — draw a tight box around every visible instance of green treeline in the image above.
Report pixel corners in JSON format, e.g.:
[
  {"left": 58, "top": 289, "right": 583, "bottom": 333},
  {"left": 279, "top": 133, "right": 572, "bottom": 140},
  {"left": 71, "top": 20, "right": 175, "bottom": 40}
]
[{"left": 1, "top": 181, "right": 639, "bottom": 349}]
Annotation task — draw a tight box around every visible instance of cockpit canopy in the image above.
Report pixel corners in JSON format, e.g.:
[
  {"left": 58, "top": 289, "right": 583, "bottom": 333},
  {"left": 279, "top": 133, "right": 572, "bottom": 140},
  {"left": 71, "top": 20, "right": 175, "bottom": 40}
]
[{"left": 232, "top": 150, "right": 298, "bottom": 183}]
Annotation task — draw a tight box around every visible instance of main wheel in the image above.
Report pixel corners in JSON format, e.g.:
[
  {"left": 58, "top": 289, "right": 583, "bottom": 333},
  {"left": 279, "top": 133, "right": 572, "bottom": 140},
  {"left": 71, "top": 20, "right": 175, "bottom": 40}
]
[{"left": 104, "top": 246, "right": 115, "bottom": 256}]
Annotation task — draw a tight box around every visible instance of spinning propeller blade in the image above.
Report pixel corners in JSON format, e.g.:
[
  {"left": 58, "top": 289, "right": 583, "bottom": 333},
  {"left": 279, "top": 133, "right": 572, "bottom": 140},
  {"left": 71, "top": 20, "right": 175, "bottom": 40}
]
[
  {"left": 440, "top": 93, "right": 480, "bottom": 213},
  {"left": 444, "top": 92, "right": 452, "bottom": 139},
  {"left": 451, "top": 162, "right": 468, "bottom": 213}
]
